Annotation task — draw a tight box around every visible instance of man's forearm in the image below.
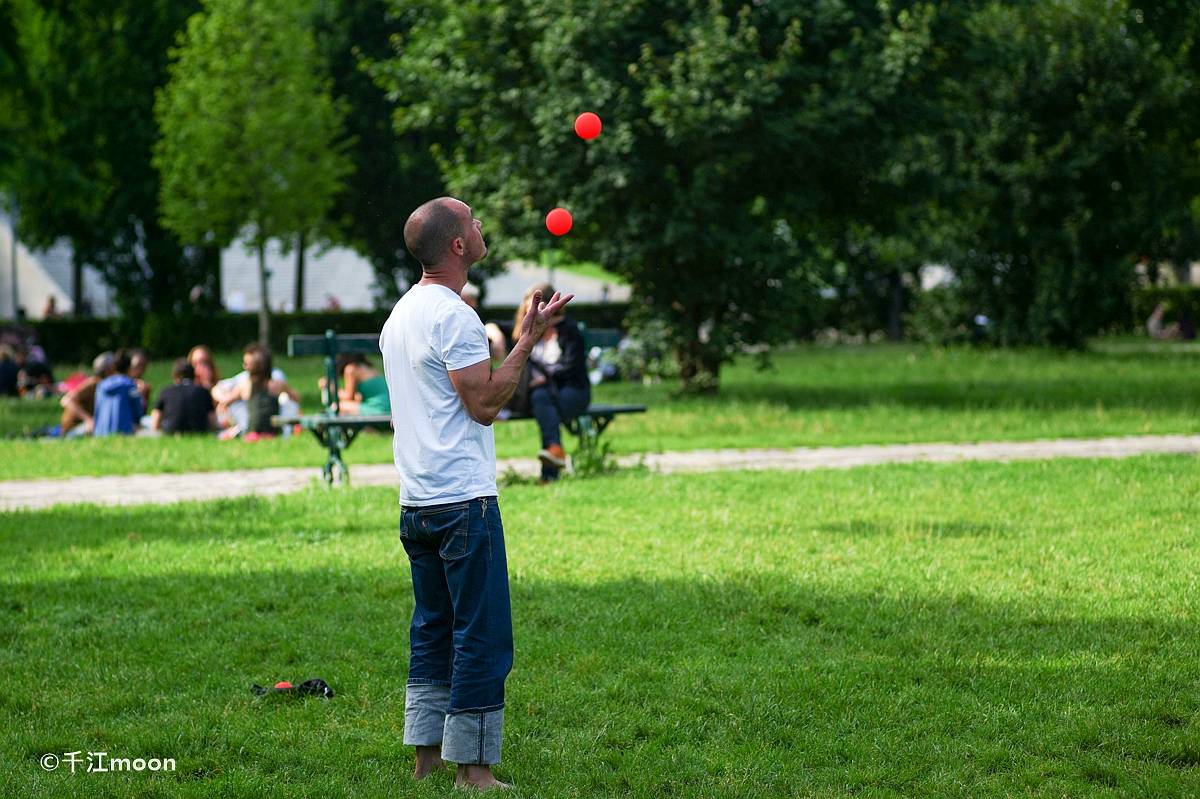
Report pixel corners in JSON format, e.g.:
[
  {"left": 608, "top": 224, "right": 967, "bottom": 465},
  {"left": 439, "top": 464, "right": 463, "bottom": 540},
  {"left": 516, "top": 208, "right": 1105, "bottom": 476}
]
[{"left": 482, "top": 339, "right": 533, "bottom": 417}]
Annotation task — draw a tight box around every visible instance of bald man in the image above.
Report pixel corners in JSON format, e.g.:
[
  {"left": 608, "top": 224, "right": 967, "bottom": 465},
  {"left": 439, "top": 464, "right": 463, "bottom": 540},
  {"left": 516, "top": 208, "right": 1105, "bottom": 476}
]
[{"left": 380, "top": 197, "right": 573, "bottom": 791}]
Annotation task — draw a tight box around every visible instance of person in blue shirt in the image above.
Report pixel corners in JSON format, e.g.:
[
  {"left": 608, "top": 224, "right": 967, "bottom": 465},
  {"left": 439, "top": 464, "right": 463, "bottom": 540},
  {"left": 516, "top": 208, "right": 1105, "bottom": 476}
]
[{"left": 93, "top": 350, "right": 145, "bottom": 436}]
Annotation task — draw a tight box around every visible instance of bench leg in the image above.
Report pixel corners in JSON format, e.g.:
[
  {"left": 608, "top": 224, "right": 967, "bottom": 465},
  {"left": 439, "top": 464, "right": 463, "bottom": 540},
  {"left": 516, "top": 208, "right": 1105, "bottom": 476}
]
[{"left": 320, "top": 428, "right": 351, "bottom": 487}]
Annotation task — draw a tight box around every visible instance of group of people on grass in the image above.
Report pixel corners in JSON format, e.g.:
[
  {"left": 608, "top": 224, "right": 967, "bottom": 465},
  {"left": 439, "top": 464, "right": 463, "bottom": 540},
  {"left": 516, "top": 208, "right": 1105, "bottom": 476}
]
[
  {"left": 0, "top": 334, "right": 55, "bottom": 399},
  {"left": 15, "top": 279, "right": 589, "bottom": 473},
  {"left": 49, "top": 343, "right": 302, "bottom": 440}
]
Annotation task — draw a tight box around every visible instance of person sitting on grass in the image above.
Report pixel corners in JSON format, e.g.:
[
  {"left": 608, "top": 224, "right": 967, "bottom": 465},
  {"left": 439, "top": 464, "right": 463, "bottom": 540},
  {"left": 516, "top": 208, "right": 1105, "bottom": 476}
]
[
  {"left": 151, "top": 359, "right": 216, "bottom": 434},
  {"left": 93, "top": 349, "right": 144, "bottom": 437},
  {"left": 17, "top": 350, "right": 55, "bottom": 399},
  {"left": 0, "top": 344, "right": 19, "bottom": 397},
  {"left": 59, "top": 351, "right": 115, "bottom": 437},
  {"left": 212, "top": 343, "right": 298, "bottom": 435},
  {"left": 511, "top": 282, "right": 591, "bottom": 482},
  {"left": 216, "top": 346, "right": 300, "bottom": 441},
  {"left": 187, "top": 345, "right": 221, "bottom": 391},
  {"left": 128, "top": 348, "right": 152, "bottom": 409},
  {"left": 318, "top": 353, "right": 390, "bottom": 416}
]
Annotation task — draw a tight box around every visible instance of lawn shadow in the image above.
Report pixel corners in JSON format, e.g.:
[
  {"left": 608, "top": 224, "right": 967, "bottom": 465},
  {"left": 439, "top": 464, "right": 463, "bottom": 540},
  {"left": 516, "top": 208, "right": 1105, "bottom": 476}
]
[
  {"left": 815, "top": 518, "right": 1013, "bottom": 538},
  {"left": 714, "top": 376, "right": 1200, "bottom": 414},
  {"left": 2, "top": 489, "right": 394, "bottom": 553},
  {"left": 5, "top": 568, "right": 1199, "bottom": 795}
]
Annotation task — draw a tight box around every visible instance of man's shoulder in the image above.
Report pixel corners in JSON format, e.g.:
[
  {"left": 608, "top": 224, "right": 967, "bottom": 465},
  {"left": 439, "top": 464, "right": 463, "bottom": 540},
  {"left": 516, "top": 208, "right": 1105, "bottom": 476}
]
[{"left": 387, "top": 287, "right": 475, "bottom": 332}]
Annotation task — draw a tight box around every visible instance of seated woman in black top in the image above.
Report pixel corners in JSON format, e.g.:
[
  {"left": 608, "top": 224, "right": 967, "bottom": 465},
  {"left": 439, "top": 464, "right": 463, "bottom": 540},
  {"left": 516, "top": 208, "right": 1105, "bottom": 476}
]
[
  {"left": 512, "top": 283, "right": 591, "bottom": 482},
  {"left": 151, "top": 359, "right": 216, "bottom": 433}
]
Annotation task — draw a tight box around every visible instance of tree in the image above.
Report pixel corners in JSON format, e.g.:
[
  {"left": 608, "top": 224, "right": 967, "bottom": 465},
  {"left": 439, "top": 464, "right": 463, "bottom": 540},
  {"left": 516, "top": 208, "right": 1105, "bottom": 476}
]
[
  {"left": 154, "top": 0, "right": 352, "bottom": 344},
  {"left": 378, "top": 0, "right": 940, "bottom": 391},
  {"left": 0, "top": 0, "right": 213, "bottom": 328},
  {"left": 310, "top": 0, "right": 447, "bottom": 308},
  {"left": 932, "top": 0, "right": 1200, "bottom": 346}
]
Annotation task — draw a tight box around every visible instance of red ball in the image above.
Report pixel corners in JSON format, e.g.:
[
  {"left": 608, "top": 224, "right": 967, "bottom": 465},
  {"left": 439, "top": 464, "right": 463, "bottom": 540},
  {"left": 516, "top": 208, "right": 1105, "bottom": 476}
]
[
  {"left": 274, "top": 681, "right": 293, "bottom": 689},
  {"left": 574, "top": 112, "right": 602, "bottom": 141},
  {"left": 546, "top": 208, "right": 573, "bottom": 236}
]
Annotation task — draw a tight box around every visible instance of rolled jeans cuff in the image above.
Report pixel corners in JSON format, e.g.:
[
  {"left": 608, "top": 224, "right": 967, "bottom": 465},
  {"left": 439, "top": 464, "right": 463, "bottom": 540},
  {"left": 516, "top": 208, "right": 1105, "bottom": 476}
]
[
  {"left": 403, "top": 683, "right": 450, "bottom": 746},
  {"left": 442, "top": 708, "right": 504, "bottom": 765}
]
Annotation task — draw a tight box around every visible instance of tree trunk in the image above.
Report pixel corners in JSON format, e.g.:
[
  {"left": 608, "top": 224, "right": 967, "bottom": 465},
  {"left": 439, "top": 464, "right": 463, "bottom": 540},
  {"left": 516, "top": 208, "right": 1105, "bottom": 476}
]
[
  {"left": 294, "top": 231, "right": 306, "bottom": 312},
  {"left": 257, "top": 241, "right": 270, "bottom": 346},
  {"left": 676, "top": 337, "right": 720, "bottom": 395},
  {"left": 72, "top": 256, "right": 84, "bottom": 317},
  {"left": 886, "top": 270, "right": 904, "bottom": 342},
  {"left": 208, "top": 245, "right": 223, "bottom": 310}
]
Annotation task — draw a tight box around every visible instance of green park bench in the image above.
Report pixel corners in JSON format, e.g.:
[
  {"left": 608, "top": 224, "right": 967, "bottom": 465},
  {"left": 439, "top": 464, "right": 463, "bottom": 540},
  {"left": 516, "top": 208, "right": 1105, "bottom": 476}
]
[{"left": 274, "top": 329, "right": 646, "bottom": 486}]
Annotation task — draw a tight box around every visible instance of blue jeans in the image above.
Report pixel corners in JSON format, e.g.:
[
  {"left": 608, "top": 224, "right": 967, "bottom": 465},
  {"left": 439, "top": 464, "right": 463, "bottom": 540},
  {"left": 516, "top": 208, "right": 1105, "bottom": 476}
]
[
  {"left": 400, "top": 497, "right": 513, "bottom": 764},
  {"left": 530, "top": 384, "right": 590, "bottom": 480}
]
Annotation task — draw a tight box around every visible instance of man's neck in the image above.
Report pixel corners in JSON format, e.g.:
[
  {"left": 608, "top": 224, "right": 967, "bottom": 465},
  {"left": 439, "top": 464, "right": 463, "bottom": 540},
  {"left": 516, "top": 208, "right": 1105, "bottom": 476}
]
[{"left": 417, "top": 262, "right": 469, "bottom": 295}]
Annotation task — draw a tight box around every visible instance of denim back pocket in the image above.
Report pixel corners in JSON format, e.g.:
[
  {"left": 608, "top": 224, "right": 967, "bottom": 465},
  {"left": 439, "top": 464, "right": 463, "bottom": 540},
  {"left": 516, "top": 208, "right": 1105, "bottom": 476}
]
[{"left": 419, "top": 502, "right": 471, "bottom": 561}]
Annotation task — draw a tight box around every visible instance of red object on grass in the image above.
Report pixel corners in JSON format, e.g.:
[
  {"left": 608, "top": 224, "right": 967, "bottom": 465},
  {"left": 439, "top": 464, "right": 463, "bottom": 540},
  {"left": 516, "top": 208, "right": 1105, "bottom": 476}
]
[
  {"left": 275, "top": 681, "right": 293, "bottom": 689},
  {"left": 546, "top": 208, "right": 573, "bottom": 236},
  {"left": 574, "top": 112, "right": 602, "bottom": 140}
]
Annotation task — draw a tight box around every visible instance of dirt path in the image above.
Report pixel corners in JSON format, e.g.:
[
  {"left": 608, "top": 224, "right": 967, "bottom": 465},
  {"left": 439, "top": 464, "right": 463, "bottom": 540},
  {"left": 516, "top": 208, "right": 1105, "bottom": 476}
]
[{"left": 3, "top": 434, "right": 1198, "bottom": 511}]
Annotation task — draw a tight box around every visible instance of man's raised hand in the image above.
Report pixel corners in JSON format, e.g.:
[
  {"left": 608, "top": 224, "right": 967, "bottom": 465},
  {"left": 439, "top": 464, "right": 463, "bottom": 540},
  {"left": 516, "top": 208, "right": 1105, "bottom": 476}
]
[{"left": 519, "top": 290, "right": 575, "bottom": 343}]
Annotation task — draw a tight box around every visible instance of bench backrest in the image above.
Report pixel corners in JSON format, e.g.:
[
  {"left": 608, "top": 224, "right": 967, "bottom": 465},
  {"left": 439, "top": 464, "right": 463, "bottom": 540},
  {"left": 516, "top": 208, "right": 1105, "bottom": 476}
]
[
  {"left": 287, "top": 330, "right": 381, "bottom": 416},
  {"left": 287, "top": 331, "right": 380, "bottom": 358},
  {"left": 578, "top": 324, "right": 622, "bottom": 350}
]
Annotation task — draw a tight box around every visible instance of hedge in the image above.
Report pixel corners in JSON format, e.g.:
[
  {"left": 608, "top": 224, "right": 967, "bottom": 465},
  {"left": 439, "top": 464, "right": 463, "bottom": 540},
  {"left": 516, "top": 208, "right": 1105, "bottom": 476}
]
[{"left": 26, "top": 303, "right": 629, "bottom": 365}]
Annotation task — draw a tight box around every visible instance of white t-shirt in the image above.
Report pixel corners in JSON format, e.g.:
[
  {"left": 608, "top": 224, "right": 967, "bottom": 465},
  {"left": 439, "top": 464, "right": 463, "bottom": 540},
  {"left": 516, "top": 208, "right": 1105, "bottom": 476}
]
[
  {"left": 215, "top": 368, "right": 286, "bottom": 395},
  {"left": 379, "top": 283, "right": 497, "bottom": 506}
]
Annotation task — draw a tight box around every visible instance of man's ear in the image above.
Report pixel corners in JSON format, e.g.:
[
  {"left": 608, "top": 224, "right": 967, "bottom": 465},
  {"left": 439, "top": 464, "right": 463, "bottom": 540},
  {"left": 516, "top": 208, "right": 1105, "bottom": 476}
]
[{"left": 452, "top": 237, "right": 466, "bottom": 256}]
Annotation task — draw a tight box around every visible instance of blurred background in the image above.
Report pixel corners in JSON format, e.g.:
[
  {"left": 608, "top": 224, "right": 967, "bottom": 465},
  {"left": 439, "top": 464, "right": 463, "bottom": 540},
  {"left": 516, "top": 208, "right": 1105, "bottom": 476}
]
[{"left": 1, "top": 0, "right": 1198, "bottom": 393}]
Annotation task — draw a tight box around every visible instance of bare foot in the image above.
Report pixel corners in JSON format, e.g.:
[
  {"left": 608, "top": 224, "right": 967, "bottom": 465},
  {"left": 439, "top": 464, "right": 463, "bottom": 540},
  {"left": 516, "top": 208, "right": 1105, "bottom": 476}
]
[
  {"left": 455, "top": 764, "right": 512, "bottom": 791},
  {"left": 413, "top": 745, "right": 445, "bottom": 780}
]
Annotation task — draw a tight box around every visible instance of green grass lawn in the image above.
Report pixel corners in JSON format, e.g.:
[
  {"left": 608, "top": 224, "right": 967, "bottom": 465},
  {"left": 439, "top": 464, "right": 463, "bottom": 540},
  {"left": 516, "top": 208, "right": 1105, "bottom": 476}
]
[
  {"left": 3, "top": 456, "right": 1198, "bottom": 797},
  {"left": 4, "top": 342, "right": 1200, "bottom": 480},
  {"left": 552, "top": 259, "right": 628, "bottom": 286}
]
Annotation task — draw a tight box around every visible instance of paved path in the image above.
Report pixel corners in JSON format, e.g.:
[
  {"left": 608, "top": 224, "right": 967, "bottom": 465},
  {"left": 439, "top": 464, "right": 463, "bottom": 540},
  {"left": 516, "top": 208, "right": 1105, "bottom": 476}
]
[
  {"left": 4, "top": 436, "right": 1195, "bottom": 511},
  {"left": 3, "top": 434, "right": 1198, "bottom": 512}
]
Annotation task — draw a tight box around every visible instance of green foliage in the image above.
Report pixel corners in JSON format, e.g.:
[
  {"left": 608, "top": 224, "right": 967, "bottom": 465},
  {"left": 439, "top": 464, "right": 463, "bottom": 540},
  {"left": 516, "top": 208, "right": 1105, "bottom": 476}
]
[
  {"left": 906, "top": 284, "right": 979, "bottom": 346},
  {"left": 610, "top": 306, "right": 683, "bottom": 384},
  {"left": 569, "top": 421, "right": 621, "bottom": 478},
  {"left": 155, "top": 0, "right": 351, "bottom": 249},
  {"left": 1132, "top": 286, "right": 1200, "bottom": 331},
  {"left": 154, "top": 0, "right": 352, "bottom": 341},
  {"left": 933, "top": 0, "right": 1200, "bottom": 346},
  {"left": 0, "top": 0, "right": 211, "bottom": 323},
  {"left": 376, "top": 0, "right": 940, "bottom": 391},
  {"left": 310, "top": 0, "right": 446, "bottom": 301},
  {"left": 19, "top": 303, "right": 628, "bottom": 365}
]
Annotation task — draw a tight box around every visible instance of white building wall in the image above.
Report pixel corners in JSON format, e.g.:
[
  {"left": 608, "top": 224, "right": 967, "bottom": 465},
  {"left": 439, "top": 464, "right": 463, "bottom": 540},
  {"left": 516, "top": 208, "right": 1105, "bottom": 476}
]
[
  {"left": 0, "top": 213, "right": 116, "bottom": 319},
  {"left": 221, "top": 238, "right": 380, "bottom": 312}
]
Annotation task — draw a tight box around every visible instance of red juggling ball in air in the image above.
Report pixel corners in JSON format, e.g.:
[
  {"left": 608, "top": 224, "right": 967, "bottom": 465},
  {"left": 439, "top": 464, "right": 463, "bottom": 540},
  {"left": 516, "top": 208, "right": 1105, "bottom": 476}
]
[
  {"left": 546, "top": 208, "right": 573, "bottom": 236},
  {"left": 574, "top": 112, "right": 602, "bottom": 140}
]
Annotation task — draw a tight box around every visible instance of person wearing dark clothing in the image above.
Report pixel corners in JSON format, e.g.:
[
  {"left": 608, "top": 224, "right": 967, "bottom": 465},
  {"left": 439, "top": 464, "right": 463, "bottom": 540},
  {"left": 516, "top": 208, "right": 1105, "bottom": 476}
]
[
  {"left": 17, "top": 356, "right": 54, "bottom": 398},
  {"left": 152, "top": 360, "right": 216, "bottom": 434},
  {"left": 93, "top": 350, "right": 144, "bottom": 436},
  {"left": 214, "top": 344, "right": 300, "bottom": 440},
  {"left": 0, "top": 345, "right": 18, "bottom": 397},
  {"left": 246, "top": 383, "right": 280, "bottom": 435},
  {"left": 511, "top": 283, "right": 592, "bottom": 482}
]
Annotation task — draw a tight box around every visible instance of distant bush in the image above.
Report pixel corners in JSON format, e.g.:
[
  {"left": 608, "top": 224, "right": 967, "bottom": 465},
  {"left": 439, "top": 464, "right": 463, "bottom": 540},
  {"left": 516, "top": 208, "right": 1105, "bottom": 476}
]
[
  {"left": 30, "top": 303, "right": 629, "bottom": 364},
  {"left": 1131, "top": 286, "right": 1200, "bottom": 338}
]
